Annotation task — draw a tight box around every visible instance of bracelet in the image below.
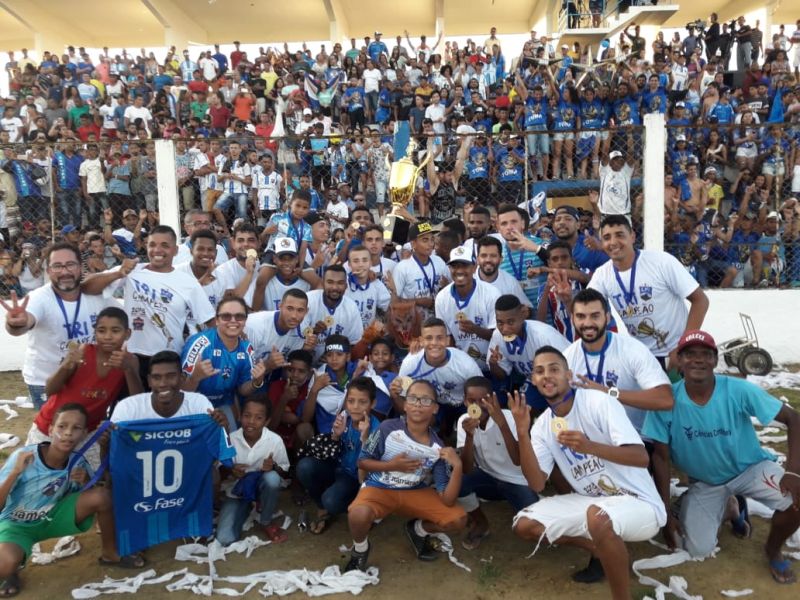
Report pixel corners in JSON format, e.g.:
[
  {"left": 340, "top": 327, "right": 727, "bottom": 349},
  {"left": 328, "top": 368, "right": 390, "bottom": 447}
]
[{"left": 252, "top": 378, "right": 264, "bottom": 389}]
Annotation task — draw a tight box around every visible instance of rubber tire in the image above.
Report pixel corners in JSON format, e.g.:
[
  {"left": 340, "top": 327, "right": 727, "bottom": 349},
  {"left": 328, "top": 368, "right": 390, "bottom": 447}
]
[{"left": 737, "top": 348, "right": 773, "bottom": 377}]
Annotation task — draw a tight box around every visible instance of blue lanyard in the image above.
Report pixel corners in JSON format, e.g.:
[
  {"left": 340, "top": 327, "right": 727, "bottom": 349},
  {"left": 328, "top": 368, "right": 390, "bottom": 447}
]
[
  {"left": 549, "top": 389, "right": 575, "bottom": 418},
  {"left": 505, "top": 322, "right": 528, "bottom": 355},
  {"left": 54, "top": 290, "right": 82, "bottom": 340},
  {"left": 412, "top": 254, "right": 436, "bottom": 297},
  {"left": 450, "top": 281, "right": 476, "bottom": 310},
  {"left": 582, "top": 333, "right": 612, "bottom": 384},
  {"left": 613, "top": 250, "right": 639, "bottom": 307},
  {"left": 67, "top": 420, "right": 112, "bottom": 492},
  {"left": 348, "top": 273, "right": 369, "bottom": 292},
  {"left": 307, "top": 247, "right": 324, "bottom": 278},
  {"left": 409, "top": 350, "right": 450, "bottom": 380},
  {"left": 273, "top": 311, "right": 300, "bottom": 337},
  {"left": 506, "top": 243, "right": 526, "bottom": 281}
]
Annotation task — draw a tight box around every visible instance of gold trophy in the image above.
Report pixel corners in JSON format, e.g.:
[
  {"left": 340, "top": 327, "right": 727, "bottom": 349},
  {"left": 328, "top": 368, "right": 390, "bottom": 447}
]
[{"left": 383, "top": 139, "right": 430, "bottom": 244}]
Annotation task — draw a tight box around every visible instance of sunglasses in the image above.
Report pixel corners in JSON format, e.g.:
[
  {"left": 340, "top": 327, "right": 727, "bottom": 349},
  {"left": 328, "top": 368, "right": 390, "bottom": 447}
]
[{"left": 217, "top": 312, "right": 247, "bottom": 322}]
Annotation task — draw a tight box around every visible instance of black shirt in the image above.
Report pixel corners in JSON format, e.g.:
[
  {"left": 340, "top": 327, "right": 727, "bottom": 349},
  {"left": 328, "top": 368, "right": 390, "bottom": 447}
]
[{"left": 394, "top": 92, "right": 415, "bottom": 121}]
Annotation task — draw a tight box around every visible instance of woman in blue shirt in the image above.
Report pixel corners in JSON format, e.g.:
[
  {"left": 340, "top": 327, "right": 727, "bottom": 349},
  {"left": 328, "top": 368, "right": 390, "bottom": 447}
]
[
  {"left": 181, "top": 296, "right": 266, "bottom": 430},
  {"left": 552, "top": 85, "right": 579, "bottom": 180}
]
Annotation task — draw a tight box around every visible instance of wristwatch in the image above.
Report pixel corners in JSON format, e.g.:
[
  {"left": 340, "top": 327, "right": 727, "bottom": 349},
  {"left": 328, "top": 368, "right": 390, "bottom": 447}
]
[{"left": 608, "top": 386, "right": 620, "bottom": 400}]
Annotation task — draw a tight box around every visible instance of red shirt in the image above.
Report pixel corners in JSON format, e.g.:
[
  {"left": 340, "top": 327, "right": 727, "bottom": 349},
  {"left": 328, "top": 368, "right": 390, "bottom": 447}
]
[
  {"left": 267, "top": 379, "right": 309, "bottom": 448},
  {"left": 77, "top": 124, "right": 101, "bottom": 141},
  {"left": 208, "top": 104, "right": 231, "bottom": 129},
  {"left": 255, "top": 125, "right": 278, "bottom": 153},
  {"left": 35, "top": 344, "right": 127, "bottom": 434},
  {"left": 231, "top": 50, "right": 244, "bottom": 69},
  {"left": 187, "top": 79, "right": 208, "bottom": 94}
]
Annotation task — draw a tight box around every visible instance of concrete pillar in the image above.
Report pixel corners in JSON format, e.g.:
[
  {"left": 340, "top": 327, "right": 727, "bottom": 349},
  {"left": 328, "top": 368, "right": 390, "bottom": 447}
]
[
  {"left": 155, "top": 140, "right": 180, "bottom": 235},
  {"left": 140, "top": 0, "right": 207, "bottom": 49},
  {"left": 643, "top": 113, "right": 665, "bottom": 252},
  {"left": 434, "top": 0, "right": 445, "bottom": 40},
  {"left": 322, "top": 0, "right": 350, "bottom": 46}
]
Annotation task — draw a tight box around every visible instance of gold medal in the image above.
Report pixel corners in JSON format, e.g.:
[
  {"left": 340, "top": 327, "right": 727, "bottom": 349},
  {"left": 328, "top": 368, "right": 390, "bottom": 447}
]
[
  {"left": 246, "top": 248, "right": 258, "bottom": 260},
  {"left": 323, "top": 315, "right": 335, "bottom": 327},
  {"left": 302, "top": 327, "right": 314, "bottom": 337},
  {"left": 456, "top": 312, "right": 467, "bottom": 321},
  {"left": 467, "top": 403, "right": 482, "bottom": 419},
  {"left": 397, "top": 376, "right": 412, "bottom": 392},
  {"left": 502, "top": 334, "right": 517, "bottom": 342},
  {"left": 351, "top": 221, "right": 361, "bottom": 231},
  {"left": 550, "top": 417, "right": 568, "bottom": 435},
  {"left": 67, "top": 340, "right": 79, "bottom": 351}
]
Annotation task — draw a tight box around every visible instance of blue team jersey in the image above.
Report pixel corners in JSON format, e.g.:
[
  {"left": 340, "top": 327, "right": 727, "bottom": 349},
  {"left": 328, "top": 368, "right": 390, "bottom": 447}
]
[
  {"left": 52, "top": 151, "right": 83, "bottom": 190},
  {"left": 642, "top": 87, "right": 668, "bottom": 114},
  {"left": 0, "top": 444, "right": 91, "bottom": 523},
  {"left": 579, "top": 99, "right": 605, "bottom": 129},
  {"left": 466, "top": 146, "right": 490, "bottom": 179},
  {"left": 110, "top": 414, "right": 235, "bottom": 555},
  {"left": 500, "top": 236, "right": 546, "bottom": 306},
  {"left": 181, "top": 329, "right": 254, "bottom": 408},
  {"left": 524, "top": 98, "right": 548, "bottom": 129},
  {"left": 7, "top": 161, "right": 41, "bottom": 197},
  {"left": 340, "top": 414, "right": 380, "bottom": 478},
  {"left": 495, "top": 147, "right": 524, "bottom": 182},
  {"left": 613, "top": 96, "right": 640, "bottom": 126},
  {"left": 553, "top": 101, "right": 578, "bottom": 131}
]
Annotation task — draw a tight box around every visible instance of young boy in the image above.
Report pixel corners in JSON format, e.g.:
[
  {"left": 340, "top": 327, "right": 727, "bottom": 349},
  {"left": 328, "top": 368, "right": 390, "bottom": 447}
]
[
  {"left": 0, "top": 405, "right": 143, "bottom": 597},
  {"left": 260, "top": 192, "right": 312, "bottom": 257},
  {"left": 218, "top": 398, "right": 290, "bottom": 545},
  {"left": 345, "top": 245, "right": 391, "bottom": 329},
  {"left": 296, "top": 377, "right": 380, "bottom": 534},
  {"left": 456, "top": 377, "right": 536, "bottom": 550},
  {"left": 345, "top": 380, "right": 467, "bottom": 571},
  {"left": 367, "top": 339, "right": 397, "bottom": 418},
  {"left": 268, "top": 349, "right": 313, "bottom": 450},
  {"left": 534, "top": 240, "right": 590, "bottom": 341}
]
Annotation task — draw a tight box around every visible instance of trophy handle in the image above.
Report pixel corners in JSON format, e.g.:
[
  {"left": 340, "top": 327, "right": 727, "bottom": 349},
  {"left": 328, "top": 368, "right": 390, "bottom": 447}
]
[{"left": 415, "top": 147, "right": 432, "bottom": 178}]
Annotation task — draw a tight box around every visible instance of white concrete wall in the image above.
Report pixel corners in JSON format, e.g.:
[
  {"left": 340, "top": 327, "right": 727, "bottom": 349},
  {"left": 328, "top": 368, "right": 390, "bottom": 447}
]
[{"left": 0, "top": 289, "right": 796, "bottom": 373}]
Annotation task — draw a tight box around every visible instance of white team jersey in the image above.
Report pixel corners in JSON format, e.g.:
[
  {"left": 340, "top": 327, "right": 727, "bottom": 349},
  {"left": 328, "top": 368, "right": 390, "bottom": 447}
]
[
  {"left": 213, "top": 258, "right": 261, "bottom": 308},
  {"left": 564, "top": 332, "right": 671, "bottom": 432},
  {"left": 195, "top": 153, "right": 226, "bottom": 192},
  {"left": 435, "top": 280, "right": 500, "bottom": 372},
  {"left": 398, "top": 348, "right": 483, "bottom": 406},
  {"left": 456, "top": 409, "right": 527, "bottom": 486},
  {"left": 391, "top": 254, "right": 448, "bottom": 320},
  {"left": 490, "top": 320, "right": 569, "bottom": 377},
  {"left": 476, "top": 268, "right": 532, "bottom": 307},
  {"left": 598, "top": 162, "right": 634, "bottom": 215},
  {"left": 251, "top": 166, "right": 283, "bottom": 211},
  {"left": 588, "top": 250, "right": 699, "bottom": 357},
  {"left": 462, "top": 233, "right": 504, "bottom": 263},
  {"left": 262, "top": 275, "right": 311, "bottom": 311},
  {"left": 21, "top": 285, "right": 109, "bottom": 386},
  {"left": 244, "top": 310, "right": 310, "bottom": 363},
  {"left": 305, "top": 290, "right": 364, "bottom": 363},
  {"left": 105, "top": 264, "right": 215, "bottom": 356},
  {"left": 345, "top": 277, "right": 391, "bottom": 328},
  {"left": 175, "top": 241, "right": 228, "bottom": 266},
  {"left": 174, "top": 261, "right": 228, "bottom": 311},
  {"left": 219, "top": 158, "right": 252, "bottom": 195},
  {"left": 344, "top": 257, "right": 397, "bottom": 286},
  {"left": 530, "top": 387, "right": 666, "bottom": 524}
]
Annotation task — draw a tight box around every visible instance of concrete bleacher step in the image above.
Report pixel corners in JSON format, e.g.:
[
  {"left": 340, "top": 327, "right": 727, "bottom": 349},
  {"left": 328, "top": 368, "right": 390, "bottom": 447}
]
[{"left": 559, "top": 4, "right": 679, "bottom": 51}]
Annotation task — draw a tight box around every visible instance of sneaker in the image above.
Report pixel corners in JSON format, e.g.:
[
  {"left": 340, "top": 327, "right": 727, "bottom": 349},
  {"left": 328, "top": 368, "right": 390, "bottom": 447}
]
[
  {"left": 571, "top": 556, "right": 605, "bottom": 584},
  {"left": 404, "top": 520, "right": 438, "bottom": 561},
  {"left": 344, "top": 544, "right": 370, "bottom": 572}
]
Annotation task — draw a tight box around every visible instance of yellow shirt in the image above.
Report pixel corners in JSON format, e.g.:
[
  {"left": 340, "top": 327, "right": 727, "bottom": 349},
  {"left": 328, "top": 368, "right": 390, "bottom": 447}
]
[
  {"left": 706, "top": 183, "right": 724, "bottom": 211},
  {"left": 261, "top": 71, "right": 278, "bottom": 93}
]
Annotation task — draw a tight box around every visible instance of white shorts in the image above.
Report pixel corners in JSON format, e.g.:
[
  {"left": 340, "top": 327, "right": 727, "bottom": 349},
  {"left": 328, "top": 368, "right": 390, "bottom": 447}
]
[
  {"left": 375, "top": 179, "right": 388, "bottom": 205},
  {"left": 762, "top": 162, "right": 785, "bottom": 177},
  {"left": 26, "top": 423, "right": 102, "bottom": 471},
  {"left": 792, "top": 165, "right": 800, "bottom": 194},
  {"left": 552, "top": 132, "right": 575, "bottom": 142},
  {"left": 513, "top": 493, "right": 662, "bottom": 543}
]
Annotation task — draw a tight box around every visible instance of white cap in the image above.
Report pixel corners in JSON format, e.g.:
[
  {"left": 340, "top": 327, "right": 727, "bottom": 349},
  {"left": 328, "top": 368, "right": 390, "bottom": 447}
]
[
  {"left": 609, "top": 150, "right": 624, "bottom": 159},
  {"left": 561, "top": 44, "right": 569, "bottom": 49},
  {"left": 675, "top": 134, "right": 687, "bottom": 142},
  {"left": 448, "top": 245, "right": 474, "bottom": 265},
  {"left": 766, "top": 211, "right": 781, "bottom": 221},
  {"left": 275, "top": 236, "right": 298, "bottom": 255},
  {"left": 302, "top": 108, "right": 312, "bottom": 116}
]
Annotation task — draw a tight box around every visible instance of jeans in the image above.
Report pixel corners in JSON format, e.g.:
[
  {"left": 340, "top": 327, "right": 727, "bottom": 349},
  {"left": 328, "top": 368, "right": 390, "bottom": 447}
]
[
  {"left": 216, "top": 470, "right": 282, "bottom": 546},
  {"left": 296, "top": 457, "right": 360, "bottom": 515},
  {"left": 458, "top": 467, "right": 538, "bottom": 512},
  {"left": 737, "top": 42, "right": 752, "bottom": 71},
  {"left": 27, "top": 384, "right": 47, "bottom": 410},
  {"left": 57, "top": 189, "right": 82, "bottom": 227},
  {"left": 214, "top": 192, "right": 249, "bottom": 219},
  {"left": 86, "top": 192, "right": 108, "bottom": 229}
]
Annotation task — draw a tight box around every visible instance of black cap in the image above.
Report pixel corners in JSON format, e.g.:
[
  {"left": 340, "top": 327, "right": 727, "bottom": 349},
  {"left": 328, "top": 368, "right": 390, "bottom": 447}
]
[
  {"left": 408, "top": 221, "right": 435, "bottom": 240},
  {"left": 553, "top": 205, "right": 580, "bottom": 220},
  {"left": 305, "top": 212, "right": 326, "bottom": 226}
]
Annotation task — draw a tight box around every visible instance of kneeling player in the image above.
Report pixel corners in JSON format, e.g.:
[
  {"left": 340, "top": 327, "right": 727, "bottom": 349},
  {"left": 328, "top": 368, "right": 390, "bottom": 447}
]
[
  {"left": 510, "top": 347, "right": 665, "bottom": 600},
  {"left": 0, "top": 405, "right": 143, "bottom": 596}
]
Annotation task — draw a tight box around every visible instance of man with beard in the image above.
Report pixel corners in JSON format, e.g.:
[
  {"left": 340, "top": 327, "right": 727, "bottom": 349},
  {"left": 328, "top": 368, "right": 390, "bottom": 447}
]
[
  {"left": 461, "top": 207, "right": 501, "bottom": 261},
  {"left": 495, "top": 204, "right": 548, "bottom": 308},
  {"left": 510, "top": 347, "right": 666, "bottom": 600},
  {"left": 305, "top": 265, "right": 364, "bottom": 364},
  {"left": 2, "top": 243, "right": 109, "bottom": 408},
  {"left": 551, "top": 206, "right": 608, "bottom": 272},
  {"left": 475, "top": 236, "right": 531, "bottom": 311},
  {"left": 214, "top": 222, "right": 262, "bottom": 308}
]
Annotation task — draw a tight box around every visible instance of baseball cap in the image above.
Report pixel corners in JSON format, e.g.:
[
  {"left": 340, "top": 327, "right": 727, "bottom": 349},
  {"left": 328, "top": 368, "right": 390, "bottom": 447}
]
[
  {"left": 304, "top": 212, "right": 326, "bottom": 226},
  {"left": 554, "top": 205, "right": 580, "bottom": 220},
  {"left": 675, "top": 101, "right": 686, "bottom": 107},
  {"left": 609, "top": 150, "right": 624, "bottom": 160},
  {"left": 766, "top": 210, "right": 781, "bottom": 221},
  {"left": 324, "top": 335, "right": 350, "bottom": 354},
  {"left": 675, "top": 135, "right": 687, "bottom": 142},
  {"left": 676, "top": 330, "right": 717, "bottom": 353},
  {"left": 447, "top": 245, "right": 474, "bottom": 265},
  {"left": 374, "top": 31, "right": 382, "bottom": 36},
  {"left": 274, "top": 236, "right": 298, "bottom": 255},
  {"left": 561, "top": 44, "right": 569, "bottom": 49},
  {"left": 408, "top": 222, "right": 435, "bottom": 241},
  {"left": 122, "top": 208, "right": 138, "bottom": 218},
  {"left": 704, "top": 166, "right": 717, "bottom": 176},
  {"left": 302, "top": 108, "right": 312, "bottom": 116},
  {"left": 61, "top": 224, "right": 78, "bottom": 235}
]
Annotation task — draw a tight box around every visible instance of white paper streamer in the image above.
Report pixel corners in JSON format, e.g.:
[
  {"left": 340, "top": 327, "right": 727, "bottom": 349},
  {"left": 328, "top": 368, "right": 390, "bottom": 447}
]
[
  {"left": 31, "top": 536, "right": 81, "bottom": 565},
  {"left": 721, "top": 589, "right": 753, "bottom": 597},
  {"left": 0, "top": 404, "right": 18, "bottom": 420},
  {"left": 632, "top": 547, "right": 712, "bottom": 600},
  {"left": 0, "top": 433, "right": 20, "bottom": 449}
]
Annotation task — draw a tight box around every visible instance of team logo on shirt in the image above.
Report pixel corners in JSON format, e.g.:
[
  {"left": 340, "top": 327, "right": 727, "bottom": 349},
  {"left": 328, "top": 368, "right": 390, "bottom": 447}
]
[
  {"left": 605, "top": 371, "right": 619, "bottom": 387},
  {"left": 184, "top": 336, "right": 211, "bottom": 373},
  {"left": 160, "top": 289, "right": 174, "bottom": 304},
  {"left": 42, "top": 475, "right": 68, "bottom": 497},
  {"left": 638, "top": 285, "right": 652, "bottom": 301}
]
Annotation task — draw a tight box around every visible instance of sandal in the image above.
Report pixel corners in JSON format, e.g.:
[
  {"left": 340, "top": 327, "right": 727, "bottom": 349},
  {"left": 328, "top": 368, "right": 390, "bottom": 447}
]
[
  {"left": 264, "top": 523, "right": 288, "bottom": 544},
  {"left": 0, "top": 573, "right": 20, "bottom": 598},
  {"left": 97, "top": 554, "right": 147, "bottom": 569},
  {"left": 309, "top": 513, "right": 333, "bottom": 535},
  {"left": 461, "top": 528, "right": 490, "bottom": 551},
  {"left": 730, "top": 495, "right": 752, "bottom": 539},
  {"left": 769, "top": 558, "right": 796, "bottom": 584}
]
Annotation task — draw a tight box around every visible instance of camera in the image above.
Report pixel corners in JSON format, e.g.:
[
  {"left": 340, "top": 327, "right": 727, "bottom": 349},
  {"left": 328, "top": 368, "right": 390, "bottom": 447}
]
[{"left": 686, "top": 20, "right": 706, "bottom": 33}]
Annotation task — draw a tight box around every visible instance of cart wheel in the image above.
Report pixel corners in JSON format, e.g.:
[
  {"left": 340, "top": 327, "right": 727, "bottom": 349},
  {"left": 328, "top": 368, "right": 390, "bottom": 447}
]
[
  {"left": 723, "top": 353, "right": 737, "bottom": 368},
  {"left": 737, "top": 348, "right": 773, "bottom": 377},
  {"left": 719, "top": 339, "right": 746, "bottom": 368}
]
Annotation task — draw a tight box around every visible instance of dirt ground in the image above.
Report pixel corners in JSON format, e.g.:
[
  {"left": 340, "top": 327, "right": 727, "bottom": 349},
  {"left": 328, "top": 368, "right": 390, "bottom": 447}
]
[{"left": 0, "top": 371, "right": 798, "bottom": 600}]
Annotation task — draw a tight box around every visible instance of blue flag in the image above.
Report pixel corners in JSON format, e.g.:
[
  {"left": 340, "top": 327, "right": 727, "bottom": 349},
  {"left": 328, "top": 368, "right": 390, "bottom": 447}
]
[{"left": 768, "top": 87, "right": 784, "bottom": 124}]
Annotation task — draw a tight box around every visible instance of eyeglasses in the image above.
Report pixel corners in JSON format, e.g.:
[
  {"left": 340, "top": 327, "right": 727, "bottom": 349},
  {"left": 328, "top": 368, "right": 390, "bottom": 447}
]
[
  {"left": 217, "top": 312, "right": 247, "bottom": 322},
  {"left": 405, "top": 395, "right": 436, "bottom": 407},
  {"left": 49, "top": 261, "right": 80, "bottom": 271}
]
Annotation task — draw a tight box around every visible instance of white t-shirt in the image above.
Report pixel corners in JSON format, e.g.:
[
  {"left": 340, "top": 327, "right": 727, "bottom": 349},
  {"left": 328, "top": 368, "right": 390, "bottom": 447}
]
[
  {"left": 435, "top": 280, "right": 500, "bottom": 372},
  {"left": 456, "top": 409, "right": 527, "bottom": 486},
  {"left": 243, "top": 310, "right": 309, "bottom": 363},
  {"left": 105, "top": 264, "right": 215, "bottom": 356},
  {"left": 476, "top": 268, "right": 532, "bottom": 307},
  {"left": 21, "top": 285, "right": 109, "bottom": 386},
  {"left": 305, "top": 290, "right": 364, "bottom": 363},
  {"left": 214, "top": 258, "right": 261, "bottom": 308},
  {"left": 123, "top": 105, "right": 153, "bottom": 131},
  {"left": 219, "top": 158, "right": 252, "bottom": 195},
  {"left": 221, "top": 427, "right": 290, "bottom": 497},
  {"left": 363, "top": 68, "right": 382, "bottom": 93},
  {"left": 111, "top": 391, "right": 213, "bottom": 422},
  {"left": 588, "top": 250, "right": 699, "bottom": 357},
  {"left": 174, "top": 261, "right": 228, "bottom": 312},
  {"left": 345, "top": 277, "right": 391, "bottom": 328},
  {"left": 391, "top": 254, "right": 448, "bottom": 317},
  {"left": 598, "top": 162, "right": 633, "bottom": 215},
  {"left": 530, "top": 387, "right": 665, "bottom": 523},
  {"left": 0, "top": 117, "right": 23, "bottom": 142},
  {"left": 398, "top": 348, "right": 483, "bottom": 406},
  {"left": 262, "top": 275, "right": 311, "bottom": 312},
  {"left": 175, "top": 241, "right": 228, "bottom": 266},
  {"left": 344, "top": 257, "right": 397, "bottom": 286},
  {"left": 564, "top": 332, "right": 671, "bottom": 432},
  {"left": 490, "top": 320, "right": 569, "bottom": 377},
  {"left": 99, "top": 104, "right": 117, "bottom": 129},
  {"left": 200, "top": 56, "right": 218, "bottom": 80},
  {"left": 78, "top": 158, "right": 107, "bottom": 194},
  {"left": 325, "top": 201, "right": 349, "bottom": 223},
  {"left": 425, "top": 103, "right": 446, "bottom": 134},
  {"left": 251, "top": 166, "right": 283, "bottom": 211}
]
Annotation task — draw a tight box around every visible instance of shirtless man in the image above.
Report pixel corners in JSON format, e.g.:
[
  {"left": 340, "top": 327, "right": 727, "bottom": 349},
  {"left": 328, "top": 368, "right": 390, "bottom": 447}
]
[{"left": 683, "top": 162, "right": 708, "bottom": 219}]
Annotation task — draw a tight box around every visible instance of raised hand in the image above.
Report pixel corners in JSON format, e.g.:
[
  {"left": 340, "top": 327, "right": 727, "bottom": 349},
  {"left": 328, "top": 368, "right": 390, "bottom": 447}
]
[
  {"left": 193, "top": 359, "right": 220, "bottom": 381},
  {"left": 479, "top": 392, "right": 504, "bottom": 424},
  {"left": 12, "top": 450, "right": 34, "bottom": 475},
  {"left": 332, "top": 411, "right": 347, "bottom": 438},
  {"left": 312, "top": 372, "right": 331, "bottom": 390},
  {"left": 389, "top": 452, "right": 422, "bottom": 473},
  {"left": 508, "top": 390, "right": 531, "bottom": 433},
  {"left": 264, "top": 346, "right": 288, "bottom": 371},
  {"left": 262, "top": 455, "right": 274, "bottom": 472},
  {"left": 250, "top": 359, "right": 267, "bottom": 384},
  {"left": 573, "top": 373, "right": 608, "bottom": 393},
  {"left": 120, "top": 257, "right": 139, "bottom": 276},
  {"left": 488, "top": 345, "right": 503, "bottom": 367},
  {"left": 439, "top": 446, "right": 462, "bottom": 469},
  {"left": 0, "top": 291, "right": 30, "bottom": 329}
]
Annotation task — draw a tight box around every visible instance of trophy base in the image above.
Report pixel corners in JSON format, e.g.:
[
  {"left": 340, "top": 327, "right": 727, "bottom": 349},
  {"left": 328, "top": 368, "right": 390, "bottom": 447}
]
[{"left": 382, "top": 214, "right": 411, "bottom": 245}]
